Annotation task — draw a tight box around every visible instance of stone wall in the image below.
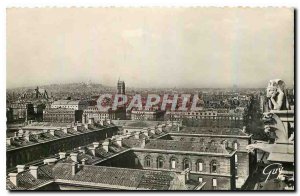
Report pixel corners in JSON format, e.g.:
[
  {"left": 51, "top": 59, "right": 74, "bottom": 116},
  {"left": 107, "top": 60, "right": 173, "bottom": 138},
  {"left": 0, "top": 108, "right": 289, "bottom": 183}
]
[
  {"left": 189, "top": 173, "right": 233, "bottom": 190},
  {"left": 161, "top": 134, "right": 252, "bottom": 182},
  {"left": 97, "top": 149, "right": 235, "bottom": 190}
]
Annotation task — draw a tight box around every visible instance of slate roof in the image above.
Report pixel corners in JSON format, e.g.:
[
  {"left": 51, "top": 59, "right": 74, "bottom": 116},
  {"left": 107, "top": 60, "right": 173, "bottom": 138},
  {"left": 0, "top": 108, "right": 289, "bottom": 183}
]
[
  {"left": 113, "top": 120, "right": 159, "bottom": 128},
  {"left": 6, "top": 168, "right": 53, "bottom": 190},
  {"left": 175, "top": 127, "right": 248, "bottom": 136},
  {"left": 8, "top": 163, "right": 187, "bottom": 190},
  {"left": 144, "top": 139, "right": 230, "bottom": 154},
  {"left": 7, "top": 126, "right": 103, "bottom": 150},
  {"left": 50, "top": 163, "right": 183, "bottom": 190},
  {"left": 122, "top": 138, "right": 143, "bottom": 148}
]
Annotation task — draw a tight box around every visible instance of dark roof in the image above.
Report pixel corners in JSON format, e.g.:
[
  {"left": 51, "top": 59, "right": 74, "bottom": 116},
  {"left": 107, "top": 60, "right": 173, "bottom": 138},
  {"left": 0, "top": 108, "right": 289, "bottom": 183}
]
[
  {"left": 7, "top": 127, "right": 104, "bottom": 150},
  {"left": 175, "top": 127, "right": 248, "bottom": 136},
  {"left": 7, "top": 168, "right": 53, "bottom": 190},
  {"left": 144, "top": 139, "right": 230, "bottom": 154},
  {"left": 137, "top": 172, "right": 174, "bottom": 190},
  {"left": 51, "top": 163, "right": 181, "bottom": 190},
  {"left": 122, "top": 138, "right": 143, "bottom": 148},
  {"left": 125, "top": 121, "right": 155, "bottom": 128}
]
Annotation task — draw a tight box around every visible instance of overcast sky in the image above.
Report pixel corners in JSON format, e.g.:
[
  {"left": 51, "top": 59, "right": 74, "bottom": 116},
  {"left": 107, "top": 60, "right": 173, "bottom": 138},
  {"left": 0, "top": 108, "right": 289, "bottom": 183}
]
[{"left": 7, "top": 8, "right": 294, "bottom": 89}]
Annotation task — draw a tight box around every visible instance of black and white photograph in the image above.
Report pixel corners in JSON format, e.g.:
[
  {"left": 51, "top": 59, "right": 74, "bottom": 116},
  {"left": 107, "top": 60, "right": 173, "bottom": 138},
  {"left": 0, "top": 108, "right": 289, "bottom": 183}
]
[{"left": 5, "top": 6, "right": 295, "bottom": 191}]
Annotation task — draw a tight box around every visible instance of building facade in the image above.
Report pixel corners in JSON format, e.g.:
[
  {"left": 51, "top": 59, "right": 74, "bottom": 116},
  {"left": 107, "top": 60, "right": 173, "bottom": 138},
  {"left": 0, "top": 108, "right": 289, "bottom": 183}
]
[
  {"left": 51, "top": 100, "right": 88, "bottom": 110},
  {"left": 43, "top": 108, "right": 83, "bottom": 123}
]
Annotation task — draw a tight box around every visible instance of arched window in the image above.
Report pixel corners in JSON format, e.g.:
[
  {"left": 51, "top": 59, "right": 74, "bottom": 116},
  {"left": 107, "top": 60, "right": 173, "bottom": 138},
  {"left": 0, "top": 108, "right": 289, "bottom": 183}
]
[
  {"left": 210, "top": 160, "right": 218, "bottom": 173},
  {"left": 170, "top": 157, "right": 177, "bottom": 169},
  {"left": 183, "top": 159, "right": 191, "bottom": 170},
  {"left": 145, "top": 156, "right": 151, "bottom": 167},
  {"left": 157, "top": 157, "right": 164, "bottom": 169},
  {"left": 196, "top": 160, "right": 204, "bottom": 172}
]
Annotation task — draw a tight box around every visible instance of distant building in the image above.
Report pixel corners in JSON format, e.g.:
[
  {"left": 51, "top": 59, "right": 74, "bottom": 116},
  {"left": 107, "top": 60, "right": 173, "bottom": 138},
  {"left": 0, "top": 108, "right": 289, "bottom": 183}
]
[
  {"left": 21, "top": 86, "right": 49, "bottom": 100},
  {"left": 117, "top": 80, "right": 125, "bottom": 95},
  {"left": 43, "top": 108, "right": 83, "bottom": 123},
  {"left": 7, "top": 86, "right": 52, "bottom": 123},
  {"left": 7, "top": 101, "right": 35, "bottom": 122},
  {"left": 166, "top": 109, "right": 245, "bottom": 128},
  {"left": 51, "top": 100, "right": 88, "bottom": 110},
  {"left": 82, "top": 106, "right": 126, "bottom": 123},
  {"left": 131, "top": 108, "right": 165, "bottom": 121}
]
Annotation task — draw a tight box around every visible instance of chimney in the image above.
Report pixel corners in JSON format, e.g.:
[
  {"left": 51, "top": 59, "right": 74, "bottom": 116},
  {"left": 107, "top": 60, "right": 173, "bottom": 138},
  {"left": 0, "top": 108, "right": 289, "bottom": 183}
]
[
  {"left": 71, "top": 162, "right": 78, "bottom": 175},
  {"left": 70, "top": 153, "right": 78, "bottom": 162},
  {"left": 16, "top": 165, "right": 26, "bottom": 173},
  {"left": 125, "top": 132, "right": 131, "bottom": 137},
  {"left": 157, "top": 125, "right": 163, "bottom": 132},
  {"left": 62, "top": 127, "right": 68, "bottom": 134},
  {"left": 6, "top": 137, "right": 12, "bottom": 146},
  {"left": 179, "top": 168, "right": 190, "bottom": 184},
  {"left": 73, "top": 125, "right": 78, "bottom": 132},
  {"left": 89, "top": 147, "right": 96, "bottom": 156},
  {"left": 116, "top": 137, "right": 122, "bottom": 147},
  {"left": 161, "top": 124, "right": 166, "bottom": 131},
  {"left": 29, "top": 166, "right": 38, "bottom": 179},
  {"left": 50, "top": 129, "right": 55, "bottom": 136},
  {"left": 81, "top": 158, "right": 86, "bottom": 165},
  {"left": 24, "top": 133, "right": 30, "bottom": 142},
  {"left": 59, "top": 152, "right": 66, "bottom": 159},
  {"left": 102, "top": 141, "right": 109, "bottom": 152},
  {"left": 93, "top": 142, "right": 99, "bottom": 148},
  {"left": 18, "top": 128, "right": 24, "bottom": 134},
  {"left": 8, "top": 173, "right": 18, "bottom": 186},
  {"left": 222, "top": 140, "right": 228, "bottom": 149},
  {"left": 134, "top": 131, "right": 140, "bottom": 139},
  {"left": 78, "top": 147, "right": 86, "bottom": 154},
  {"left": 141, "top": 138, "right": 146, "bottom": 148},
  {"left": 150, "top": 127, "right": 156, "bottom": 134},
  {"left": 43, "top": 158, "right": 57, "bottom": 165},
  {"left": 142, "top": 128, "right": 148, "bottom": 137},
  {"left": 77, "top": 125, "right": 82, "bottom": 131}
]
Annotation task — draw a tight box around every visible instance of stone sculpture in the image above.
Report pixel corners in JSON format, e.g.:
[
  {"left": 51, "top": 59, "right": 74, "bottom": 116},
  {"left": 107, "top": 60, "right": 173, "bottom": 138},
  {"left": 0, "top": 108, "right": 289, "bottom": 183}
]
[{"left": 266, "top": 79, "right": 290, "bottom": 111}]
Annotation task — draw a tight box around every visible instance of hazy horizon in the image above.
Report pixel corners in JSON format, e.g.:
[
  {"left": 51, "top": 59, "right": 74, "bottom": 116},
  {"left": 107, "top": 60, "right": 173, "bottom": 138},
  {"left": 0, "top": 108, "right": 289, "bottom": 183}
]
[{"left": 7, "top": 8, "right": 294, "bottom": 89}]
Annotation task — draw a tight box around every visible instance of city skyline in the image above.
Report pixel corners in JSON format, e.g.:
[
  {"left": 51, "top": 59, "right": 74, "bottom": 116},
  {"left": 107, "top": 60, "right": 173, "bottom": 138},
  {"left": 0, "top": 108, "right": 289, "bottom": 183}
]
[{"left": 7, "top": 8, "right": 294, "bottom": 89}]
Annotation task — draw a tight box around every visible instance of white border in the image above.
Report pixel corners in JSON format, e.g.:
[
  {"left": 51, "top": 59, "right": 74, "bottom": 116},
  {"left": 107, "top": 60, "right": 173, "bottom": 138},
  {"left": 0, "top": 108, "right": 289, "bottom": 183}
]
[{"left": 1, "top": 1, "right": 299, "bottom": 196}]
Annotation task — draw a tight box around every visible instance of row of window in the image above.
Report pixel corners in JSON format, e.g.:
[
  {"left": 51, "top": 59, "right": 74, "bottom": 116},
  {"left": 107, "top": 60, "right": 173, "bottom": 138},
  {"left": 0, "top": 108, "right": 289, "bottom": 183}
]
[{"left": 143, "top": 156, "right": 220, "bottom": 173}]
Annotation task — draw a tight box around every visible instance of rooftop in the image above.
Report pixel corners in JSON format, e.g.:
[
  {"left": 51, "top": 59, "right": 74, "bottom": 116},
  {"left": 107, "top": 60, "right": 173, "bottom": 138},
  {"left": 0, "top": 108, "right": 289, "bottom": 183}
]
[
  {"left": 8, "top": 163, "right": 191, "bottom": 190},
  {"left": 112, "top": 120, "right": 161, "bottom": 128},
  {"left": 144, "top": 139, "right": 231, "bottom": 154},
  {"left": 173, "top": 126, "right": 249, "bottom": 136},
  {"left": 7, "top": 125, "right": 111, "bottom": 151},
  {"left": 52, "top": 100, "right": 87, "bottom": 105}
]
